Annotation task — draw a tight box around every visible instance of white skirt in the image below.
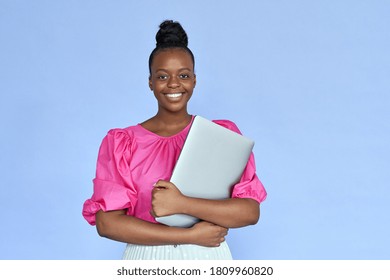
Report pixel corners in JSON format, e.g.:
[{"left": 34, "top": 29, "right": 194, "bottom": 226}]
[{"left": 122, "top": 241, "right": 232, "bottom": 260}]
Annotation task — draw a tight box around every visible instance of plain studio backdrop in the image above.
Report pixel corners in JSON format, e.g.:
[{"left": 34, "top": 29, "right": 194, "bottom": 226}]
[{"left": 0, "top": 0, "right": 389, "bottom": 259}]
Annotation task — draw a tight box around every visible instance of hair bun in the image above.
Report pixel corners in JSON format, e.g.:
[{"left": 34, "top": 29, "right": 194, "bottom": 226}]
[{"left": 155, "top": 20, "right": 188, "bottom": 48}]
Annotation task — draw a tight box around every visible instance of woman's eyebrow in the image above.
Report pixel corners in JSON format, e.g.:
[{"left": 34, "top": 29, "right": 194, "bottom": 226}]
[{"left": 154, "top": 67, "right": 192, "bottom": 73}]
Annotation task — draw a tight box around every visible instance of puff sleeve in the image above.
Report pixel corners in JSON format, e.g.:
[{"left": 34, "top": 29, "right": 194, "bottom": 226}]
[
  {"left": 82, "top": 129, "right": 137, "bottom": 225},
  {"left": 231, "top": 152, "right": 267, "bottom": 203},
  {"left": 213, "top": 120, "right": 267, "bottom": 204}
]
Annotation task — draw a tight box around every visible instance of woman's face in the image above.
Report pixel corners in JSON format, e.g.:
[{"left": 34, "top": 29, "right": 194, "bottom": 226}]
[{"left": 149, "top": 48, "right": 196, "bottom": 115}]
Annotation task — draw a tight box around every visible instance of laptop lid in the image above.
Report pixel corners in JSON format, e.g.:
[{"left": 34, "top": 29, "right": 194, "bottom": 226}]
[{"left": 155, "top": 115, "right": 254, "bottom": 227}]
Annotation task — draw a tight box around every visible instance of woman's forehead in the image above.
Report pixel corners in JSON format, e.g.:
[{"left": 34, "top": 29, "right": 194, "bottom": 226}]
[{"left": 151, "top": 48, "right": 194, "bottom": 70}]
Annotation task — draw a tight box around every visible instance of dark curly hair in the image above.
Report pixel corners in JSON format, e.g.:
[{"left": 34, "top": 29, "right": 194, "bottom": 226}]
[{"left": 148, "top": 20, "right": 195, "bottom": 75}]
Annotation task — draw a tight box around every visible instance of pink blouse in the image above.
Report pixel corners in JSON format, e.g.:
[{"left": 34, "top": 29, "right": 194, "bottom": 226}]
[{"left": 82, "top": 118, "right": 267, "bottom": 225}]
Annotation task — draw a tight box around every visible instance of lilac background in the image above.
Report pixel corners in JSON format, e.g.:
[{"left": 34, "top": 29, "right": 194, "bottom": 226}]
[{"left": 0, "top": 0, "right": 389, "bottom": 259}]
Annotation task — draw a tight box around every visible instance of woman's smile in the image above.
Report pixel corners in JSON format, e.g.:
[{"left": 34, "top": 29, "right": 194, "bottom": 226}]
[{"left": 164, "top": 92, "right": 184, "bottom": 101}]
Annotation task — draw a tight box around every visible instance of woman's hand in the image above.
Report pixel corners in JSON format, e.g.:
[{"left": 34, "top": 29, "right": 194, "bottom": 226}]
[
  {"left": 188, "top": 221, "right": 228, "bottom": 247},
  {"left": 151, "top": 180, "right": 187, "bottom": 217}
]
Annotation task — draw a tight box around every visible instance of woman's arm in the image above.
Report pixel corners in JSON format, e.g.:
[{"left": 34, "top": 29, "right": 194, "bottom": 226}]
[
  {"left": 152, "top": 180, "right": 260, "bottom": 228},
  {"left": 95, "top": 209, "right": 228, "bottom": 247}
]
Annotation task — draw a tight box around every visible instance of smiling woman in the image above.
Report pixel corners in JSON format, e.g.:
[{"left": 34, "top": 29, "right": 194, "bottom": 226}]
[
  {"left": 82, "top": 20, "right": 267, "bottom": 260},
  {"left": 144, "top": 20, "right": 197, "bottom": 135}
]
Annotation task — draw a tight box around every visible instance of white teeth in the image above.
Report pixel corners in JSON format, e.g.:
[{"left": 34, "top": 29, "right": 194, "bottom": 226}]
[{"left": 166, "top": 93, "right": 182, "bottom": 98}]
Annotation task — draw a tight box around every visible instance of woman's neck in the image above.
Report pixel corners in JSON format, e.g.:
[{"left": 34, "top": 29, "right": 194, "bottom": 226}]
[
  {"left": 141, "top": 112, "right": 193, "bottom": 137},
  {"left": 154, "top": 111, "right": 192, "bottom": 126}
]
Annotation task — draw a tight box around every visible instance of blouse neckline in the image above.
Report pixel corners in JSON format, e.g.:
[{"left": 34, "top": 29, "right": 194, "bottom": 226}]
[{"left": 136, "top": 115, "right": 195, "bottom": 139}]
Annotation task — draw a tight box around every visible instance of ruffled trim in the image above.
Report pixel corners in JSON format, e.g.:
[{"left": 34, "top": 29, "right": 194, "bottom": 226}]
[
  {"left": 231, "top": 173, "right": 267, "bottom": 203},
  {"left": 82, "top": 179, "right": 137, "bottom": 225}
]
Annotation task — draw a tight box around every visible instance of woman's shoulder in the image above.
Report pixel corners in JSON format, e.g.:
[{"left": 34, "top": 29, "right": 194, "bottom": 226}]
[
  {"left": 105, "top": 124, "right": 137, "bottom": 138},
  {"left": 212, "top": 119, "right": 242, "bottom": 134},
  {"left": 103, "top": 121, "right": 163, "bottom": 144},
  {"left": 100, "top": 124, "right": 141, "bottom": 148}
]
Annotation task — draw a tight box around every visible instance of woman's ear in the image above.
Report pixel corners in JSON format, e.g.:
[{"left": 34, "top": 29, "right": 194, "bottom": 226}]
[
  {"left": 148, "top": 76, "right": 153, "bottom": 91},
  {"left": 193, "top": 74, "right": 196, "bottom": 88}
]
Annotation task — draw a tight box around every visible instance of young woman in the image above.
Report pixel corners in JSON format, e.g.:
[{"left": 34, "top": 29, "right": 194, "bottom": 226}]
[{"left": 82, "top": 20, "right": 267, "bottom": 260}]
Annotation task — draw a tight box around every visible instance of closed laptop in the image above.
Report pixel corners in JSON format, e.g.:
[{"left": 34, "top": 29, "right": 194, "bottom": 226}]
[{"left": 155, "top": 115, "right": 254, "bottom": 227}]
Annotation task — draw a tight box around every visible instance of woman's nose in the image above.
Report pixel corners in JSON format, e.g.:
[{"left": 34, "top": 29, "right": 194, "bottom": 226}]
[{"left": 167, "top": 76, "right": 180, "bottom": 88}]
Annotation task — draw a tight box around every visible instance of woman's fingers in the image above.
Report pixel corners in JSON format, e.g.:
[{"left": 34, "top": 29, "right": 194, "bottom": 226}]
[
  {"left": 154, "top": 180, "right": 173, "bottom": 188},
  {"left": 190, "top": 221, "right": 229, "bottom": 247},
  {"left": 151, "top": 180, "right": 186, "bottom": 217}
]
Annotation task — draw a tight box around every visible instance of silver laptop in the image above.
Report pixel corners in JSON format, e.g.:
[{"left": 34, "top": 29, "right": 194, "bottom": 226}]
[{"left": 155, "top": 115, "right": 254, "bottom": 227}]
